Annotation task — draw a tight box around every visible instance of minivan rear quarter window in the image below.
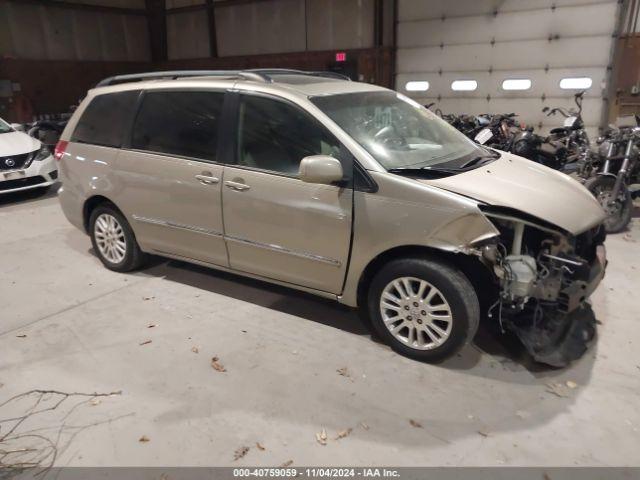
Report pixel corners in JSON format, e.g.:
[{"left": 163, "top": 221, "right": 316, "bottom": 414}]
[
  {"left": 131, "top": 90, "right": 224, "bottom": 162},
  {"left": 71, "top": 90, "right": 140, "bottom": 148}
]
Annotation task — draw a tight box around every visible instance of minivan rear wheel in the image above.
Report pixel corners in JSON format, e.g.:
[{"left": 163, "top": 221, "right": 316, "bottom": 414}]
[
  {"left": 367, "top": 258, "right": 480, "bottom": 362},
  {"left": 89, "top": 204, "right": 146, "bottom": 272}
]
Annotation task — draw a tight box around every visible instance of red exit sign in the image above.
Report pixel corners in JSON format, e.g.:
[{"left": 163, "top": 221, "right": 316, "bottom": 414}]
[{"left": 335, "top": 52, "right": 347, "bottom": 62}]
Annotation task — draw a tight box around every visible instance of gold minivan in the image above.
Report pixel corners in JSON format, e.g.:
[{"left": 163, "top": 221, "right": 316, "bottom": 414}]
[{"left": 57, "top": 70, "right": 607, "bottom": 366}]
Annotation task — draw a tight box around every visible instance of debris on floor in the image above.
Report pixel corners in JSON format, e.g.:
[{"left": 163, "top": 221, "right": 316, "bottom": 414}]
[
  {"left": 545, "top": 382, "right": 573, "bottom": 398},
  {"left": 409, "top": 419, "right": 423, "bottom": 428},
  {"left": 255, "top": 442, "right": 265, "bottom": 451},
  {"left": 211, "top": 356, "right": 226, "bottom": 372},
  {"left": 359, "top": 422, "right": 369, "bottom": 430},
  {"left": 16, "top": 334, "right": 27, "bottom": 338},
  {"left": 142, "top": 296, "right": 155, "bottom": 301},
  {"left": 147, "top": 324, "right": 157, "bottom": 329},
  {"left": 315, "top": 428, "right": 328, "bottom": 446},
  {"left": 139, "top": 435, "right": 150, "bottom": 443},
  {"left": 335, "top": 428, "right": 352, "bottom": 440},
  {"left": 233, "top": 446, "right": 249, "bottom": 461},
  {"left": 89, "top": 398, "right": 101, "bottom": 406},
  {"left": 139, "top": 340, "right": 152, "bottom": 346},
  {"left": 280, "top": 460, "right": 293, "bottom": 467},
  {"left": 478, "top": 430, "right": 489, "bottom": 437},
  {"left": 191, "top": 346, "right": 199, "bottom": 354}
]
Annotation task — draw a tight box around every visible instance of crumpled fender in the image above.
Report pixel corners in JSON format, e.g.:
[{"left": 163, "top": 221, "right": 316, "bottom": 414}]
[{"left": 427, "top": 212, "right": 499, "bottom": 252}]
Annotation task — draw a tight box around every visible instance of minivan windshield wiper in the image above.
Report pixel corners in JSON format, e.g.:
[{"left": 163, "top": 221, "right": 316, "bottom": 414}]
[
  {"left": 458, "top": 155, "right": 496, "bottom": 170},
  {"left": 387, "top": 166, "right": 462, "bottom": 177}
]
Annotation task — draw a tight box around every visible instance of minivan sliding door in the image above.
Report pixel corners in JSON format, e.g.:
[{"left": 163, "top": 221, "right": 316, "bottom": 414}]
[{"left": 115, "top": 89, "right": 228, "bottom": 267}]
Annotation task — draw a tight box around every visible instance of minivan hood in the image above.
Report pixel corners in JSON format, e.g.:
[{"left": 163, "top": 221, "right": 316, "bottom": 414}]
[
  {"left": 422, "top": 152, "right": 606, "bottom": 235},
  {"left": 0, "top": 131, "right": 40, "bottom": 156}
]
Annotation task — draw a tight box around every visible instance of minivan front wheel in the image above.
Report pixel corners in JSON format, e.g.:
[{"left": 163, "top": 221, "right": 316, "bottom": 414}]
[
  {"left": 367, "top": 258, "right": 480, "bottom": 362},
  {"left": 89, "top": 205, "right": 146, "bottom": 272}
]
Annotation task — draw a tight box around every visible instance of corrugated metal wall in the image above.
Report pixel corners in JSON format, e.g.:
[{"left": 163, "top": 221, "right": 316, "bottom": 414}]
[
  {"left": 0, "top": 0, "right": 150, "bottom": 61},
  {"left": 166, "top": 0, "right": 375, "bottom": 59},
  {"left": 396, "top": 0, "right": 621, "bottom": 136}
]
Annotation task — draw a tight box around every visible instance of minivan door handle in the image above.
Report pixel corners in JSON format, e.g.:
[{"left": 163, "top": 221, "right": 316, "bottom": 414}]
[
  {"left": 224, "top": 180, "right": 250, "bottom": 191},
  {"left": 195, "top": 174, "right": 220, "bottom": 185}
]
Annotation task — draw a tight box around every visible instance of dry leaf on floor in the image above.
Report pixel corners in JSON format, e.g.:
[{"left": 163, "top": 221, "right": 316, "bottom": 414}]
[
  {"left": 546, "top": 382, "right": 570, "bottom": 398},
  {"left": 566, "top": 380, "right": 578, "bottom": 389},
  {"left": 335, "top": 428, "right": 352, "bottom": 440},
  {"left": 139, "top": 340, "right": 152, "bottom": 346},
  {"left": 315, "top": 428, "right": 328, "bottom": 446},
  {"left": 409, "top": 419, "right": 423, "bottom": 428},
  {"left": 280, "top": 460, "right": 293, "bottom": 468},
  {"left": 191, "top": 346, "right": 199, "bottom": 354},
  {"left": 233, "top": 446, "right": 249, "bottom": 461},
  {"left": 139, "top": 435, "right": 150, "bottom": 443},
  {"left": 211, "top": 356, "right": 226, "bottom": 372},
  {"left": 90, "top": 398, "right": 101, "bottom": 406},
  {"left": 359, "top": 422, "right": 369, "bottom": 430},
  {"left": 256, "top": 442, "right": 265, "bottom": 451}
]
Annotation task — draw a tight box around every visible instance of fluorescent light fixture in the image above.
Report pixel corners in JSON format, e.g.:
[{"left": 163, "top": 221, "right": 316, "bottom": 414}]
[
  {"left": 451, "top": 80, "right": 478, "bottom": 91},
  {"left": 559, "top": 77, "right": 592, "bottom": 90},
  {"left": 405, "top": 81, "right": 430, "bottom": 92},
  {"left": 502, "top": 78, "right": 532, "bottom": 91}
]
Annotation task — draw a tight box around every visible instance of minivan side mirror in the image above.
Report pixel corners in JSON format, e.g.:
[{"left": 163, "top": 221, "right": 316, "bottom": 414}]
[{"left": 299, "top": 155, "right": 343, "bottom": 185}]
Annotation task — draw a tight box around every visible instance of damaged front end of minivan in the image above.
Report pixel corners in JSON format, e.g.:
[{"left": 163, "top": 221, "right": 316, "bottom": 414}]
[{"left": 467, "top": 206, "right": 607, "bottom": 367}]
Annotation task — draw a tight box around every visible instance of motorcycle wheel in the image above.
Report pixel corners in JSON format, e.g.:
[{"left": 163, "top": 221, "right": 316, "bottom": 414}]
[{"left": 585, "top": 176, "right": 633, "bottom": 233}]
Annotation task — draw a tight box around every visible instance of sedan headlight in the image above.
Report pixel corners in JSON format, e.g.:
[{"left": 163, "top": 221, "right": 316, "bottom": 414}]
[
  {"left": 23, "top": 145, "right": 51, "bottom": 169},
  {"left": 34, "top": 145, "right": 51, "bottom": 161}
]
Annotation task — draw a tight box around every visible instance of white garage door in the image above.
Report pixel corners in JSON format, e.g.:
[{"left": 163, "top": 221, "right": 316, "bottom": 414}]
[{"left": 396, "top": 0, "right": 621, "bottom": 138}]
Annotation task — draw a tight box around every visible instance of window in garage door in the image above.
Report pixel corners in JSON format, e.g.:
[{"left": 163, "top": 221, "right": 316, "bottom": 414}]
[{"left": 131, "top": 90, "right": 225, "bottom": 162}]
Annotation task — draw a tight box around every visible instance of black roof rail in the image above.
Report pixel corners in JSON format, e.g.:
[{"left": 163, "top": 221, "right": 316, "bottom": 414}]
[
  {"left": 95, "top": 70, "right": 267, "bottom": 87},
  {"left": 246, "top": 68, "right": 352, "bottom": 82}
]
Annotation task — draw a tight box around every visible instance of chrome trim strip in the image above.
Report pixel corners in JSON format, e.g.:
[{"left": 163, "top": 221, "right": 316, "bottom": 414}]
[
  {"left": 225, "top": 234, "right": 342, "bottom": 267},
  {"left": 132, "top": 215, "right": 223, "bottom": 237}
]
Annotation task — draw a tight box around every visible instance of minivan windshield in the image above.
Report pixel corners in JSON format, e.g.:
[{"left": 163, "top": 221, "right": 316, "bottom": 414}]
[
  {"left": 0, "top": 118, "right": 13, "bottom": 134},
  {"left": 311, "top": 91, "right": 494, "bottom": 172}
]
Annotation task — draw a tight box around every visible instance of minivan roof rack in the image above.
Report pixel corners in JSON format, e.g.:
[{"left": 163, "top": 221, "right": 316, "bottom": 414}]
[
  {"left": 95, "top": 69, "right": 350, "bottom": 87},
  {"left": 246, "top": 69, "right": 352, "bottom": 82},
  {"left": 95, "top": 70, "right": 266, "bottom": 87}
]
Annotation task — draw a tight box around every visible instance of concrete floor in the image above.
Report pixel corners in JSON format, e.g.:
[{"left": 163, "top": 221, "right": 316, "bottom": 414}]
[{"left": 1, "top": 186, "right": 639, "bottom": 468}]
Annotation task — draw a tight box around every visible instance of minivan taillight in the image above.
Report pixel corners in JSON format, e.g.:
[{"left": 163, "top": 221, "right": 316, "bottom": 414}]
[{"left": 54, "top": 140, "right": 68, "bottom": 161}]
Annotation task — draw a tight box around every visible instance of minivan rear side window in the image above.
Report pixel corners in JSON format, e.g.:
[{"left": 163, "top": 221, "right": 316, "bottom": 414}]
[
  {"left": 131, "top": 90, "right": 224, "bottom": 162},
  {"left": 71, "top": 90, "right": 140, "bottom": 148}
]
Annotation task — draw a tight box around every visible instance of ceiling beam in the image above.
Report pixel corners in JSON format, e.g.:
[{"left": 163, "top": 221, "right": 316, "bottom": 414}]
[{"left": 4, "top": 0, "right": 146, "bottom": 15}]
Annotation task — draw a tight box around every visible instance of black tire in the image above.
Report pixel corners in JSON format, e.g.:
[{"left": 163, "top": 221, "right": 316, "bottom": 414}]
[
  {"left": 366, "top": 257, "right": 480, "bottom": 362},
  {"left": 585, "top": 175, "right": 632, "bottom": 234},
  {"left": 89, "top": 204, "right": 146, "bottom": 272}
]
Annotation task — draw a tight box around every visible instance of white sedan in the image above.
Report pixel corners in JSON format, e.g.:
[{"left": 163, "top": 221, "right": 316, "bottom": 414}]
[{"left": 0, "top": 117, "right": 58, "bottom": 195}]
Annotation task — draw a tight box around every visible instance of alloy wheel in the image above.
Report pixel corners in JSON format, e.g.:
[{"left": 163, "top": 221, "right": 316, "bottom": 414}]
[
  {"left": 379, "top": 277, "right": 453, "bottom": 350},
  {"left": 94, "top": 213, "right": 127, "bottom": 264}
]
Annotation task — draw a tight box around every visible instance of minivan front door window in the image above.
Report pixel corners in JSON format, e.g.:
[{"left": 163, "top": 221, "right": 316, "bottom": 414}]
[{"left": 236, "top": 94, "right": 345, "bottom": 176}]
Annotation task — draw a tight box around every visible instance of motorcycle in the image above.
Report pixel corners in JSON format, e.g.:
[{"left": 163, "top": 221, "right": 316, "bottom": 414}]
[
  {"left": 542, "top": 91, "right": 590, "bottom": 168},
  {"left": 584, "top": 118, "right": 640, "bottom": 233}
]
